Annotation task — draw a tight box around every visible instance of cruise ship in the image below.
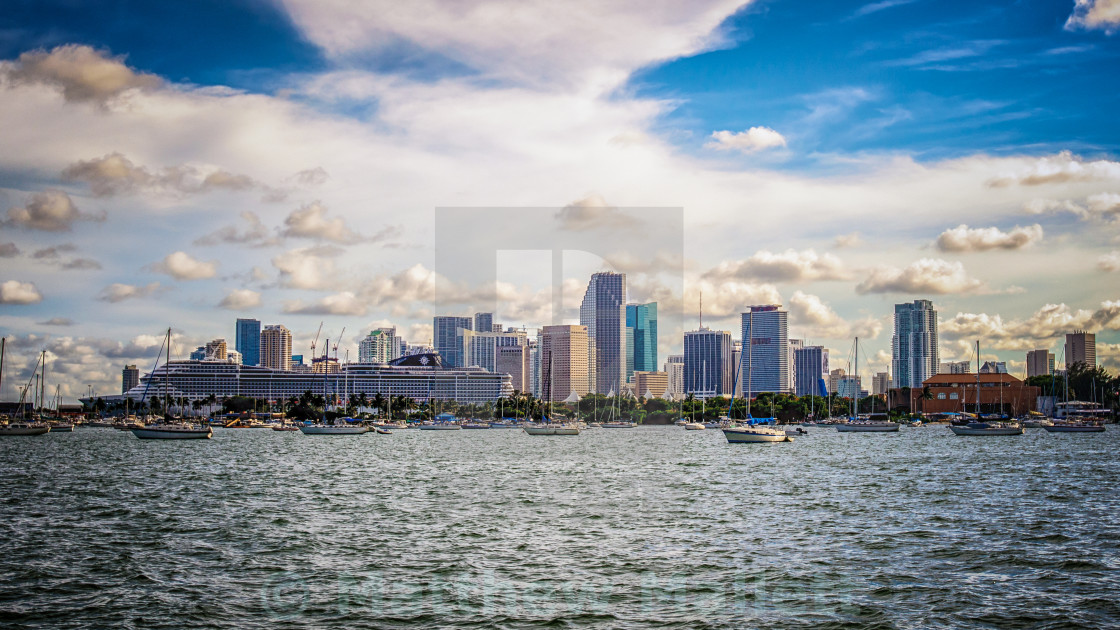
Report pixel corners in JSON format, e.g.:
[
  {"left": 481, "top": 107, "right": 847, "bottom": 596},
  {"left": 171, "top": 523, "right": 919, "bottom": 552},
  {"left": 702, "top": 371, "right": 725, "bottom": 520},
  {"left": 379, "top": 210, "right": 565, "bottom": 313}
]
[{"left": 84, "top": 353, "right": 512, "bottom": 406}]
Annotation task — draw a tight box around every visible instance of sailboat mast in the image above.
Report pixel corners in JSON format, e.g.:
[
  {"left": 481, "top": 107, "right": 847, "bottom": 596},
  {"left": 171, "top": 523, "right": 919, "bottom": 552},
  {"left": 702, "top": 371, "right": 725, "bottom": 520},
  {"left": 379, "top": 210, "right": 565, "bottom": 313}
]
[
  {"left": 976, "top": 339, "right": 981, "bottom": 416},
  {"left": 852, "top": 337, "right": 858, "bottom": 417},
  {"left": 747, "top": 310, "right": 753, "bottom": 417},
  {"left": 40, "top": 350, "right": 46, "bottom": 417},
  {"left": 0, "top": 337, "right": 5, "bottom": 402},
  {"left": 166, "top": 327, "right": 172, "bottom": 418}
]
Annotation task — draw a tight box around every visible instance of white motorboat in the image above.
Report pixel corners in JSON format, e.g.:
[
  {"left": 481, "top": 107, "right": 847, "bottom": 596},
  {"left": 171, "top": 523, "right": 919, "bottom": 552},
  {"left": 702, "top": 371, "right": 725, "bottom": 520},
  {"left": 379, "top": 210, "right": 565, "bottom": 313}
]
[
  {"left": 0, "top": 422, "right": 51, "bottom": 436},
  {"left": 949, "top": 422, "right": 1023, "bottom": 436},
  {"left": 299, "top": 424, "right": 368, "bottom": 435},
  {"left": 132, "top": 423, "right": 213, "bottom": 439},
  {"left": 683, "top": 422, "right": 705, "bottom": 430},
  {"left": 723, "top": 423, "right": 791, "bottom": 443},
  {"left": 461, "top": 422, "right": 490, "bottom": 429}
]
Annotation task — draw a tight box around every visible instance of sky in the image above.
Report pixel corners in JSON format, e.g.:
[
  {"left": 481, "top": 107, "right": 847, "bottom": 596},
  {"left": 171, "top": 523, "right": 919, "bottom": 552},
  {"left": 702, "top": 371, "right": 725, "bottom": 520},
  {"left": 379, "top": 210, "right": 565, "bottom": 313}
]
[{"left": 1, "top": 0, "right": 1119, "bottom": 402}]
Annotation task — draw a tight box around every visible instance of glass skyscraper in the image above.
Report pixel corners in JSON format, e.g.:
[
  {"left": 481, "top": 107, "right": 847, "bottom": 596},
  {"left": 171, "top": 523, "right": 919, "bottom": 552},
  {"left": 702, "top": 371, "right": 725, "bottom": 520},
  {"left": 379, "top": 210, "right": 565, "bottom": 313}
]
[
  {"left": 683, "top": 328, "right": 732, "bottom": 398},
  {"left": 625, "top": 302, "right": 657, "bottom": 382},
  {"left": 235, "top": 318, "right": 260, "bottom": 367},
  {"left": 793, "top": 345, "right": 829, "bottom": 396},
  {"left": 434, "top": 316, "right": 472, "bottom": 368},
  {"left": 741, "top": 305, "right": 789, "bottom": 394},
  {"left": 892, "top": 299, "right": 939, "bottom": 389},
  {"left": 580, "top": 272, "right": 627, "bottom": 394}
]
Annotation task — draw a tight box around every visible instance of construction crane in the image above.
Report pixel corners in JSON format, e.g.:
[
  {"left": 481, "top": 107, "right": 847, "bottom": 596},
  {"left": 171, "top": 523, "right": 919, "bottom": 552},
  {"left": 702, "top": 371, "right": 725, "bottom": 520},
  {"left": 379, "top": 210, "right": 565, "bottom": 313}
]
[
  {"left": 309, "top": 321, "right": 323, "bottom": 359},
  {"left": 332, "top": 327, "right": 345, "bottom": 361}
]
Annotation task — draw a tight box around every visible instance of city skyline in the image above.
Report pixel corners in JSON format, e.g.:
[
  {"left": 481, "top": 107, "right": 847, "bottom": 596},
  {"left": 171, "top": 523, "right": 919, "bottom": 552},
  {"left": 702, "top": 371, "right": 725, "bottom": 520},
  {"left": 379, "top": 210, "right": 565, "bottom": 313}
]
[{"left": 1, "top": 1, "right": 1119, "bottom": 402}]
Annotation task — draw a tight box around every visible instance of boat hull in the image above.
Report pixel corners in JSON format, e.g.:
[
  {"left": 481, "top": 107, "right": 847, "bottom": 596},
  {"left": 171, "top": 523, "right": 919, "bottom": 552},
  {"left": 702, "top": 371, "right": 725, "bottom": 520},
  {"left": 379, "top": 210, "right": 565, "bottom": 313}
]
[
  {"left": 49, "top": 424, "right": 75, "bottom": 432},
  {"left": 524, "top": 425, "right": 580, "bottom": 435},
  {"left": 950, "top": 425, "right": 1023, "bottom": 436},
  {"left": 836, "top": 422, "right": 900, "bottom": 432},
  {"left": 0, "top": 425, "right": 51, "bottom": 436},
  {"left": 131, "top": 426, "right": 213, "bottom": 439},
  {"left": 419, "top": 424, "right": 461, "bottom": 431},
  {"left": 1043, "top": 424, "right": 1106, "bottom": 433},
  {"left": 298, "top": 425, "right": 368, "bottom": 435},
  {"left": 722, "top": 427, "right": 789, "bottom": 443}
]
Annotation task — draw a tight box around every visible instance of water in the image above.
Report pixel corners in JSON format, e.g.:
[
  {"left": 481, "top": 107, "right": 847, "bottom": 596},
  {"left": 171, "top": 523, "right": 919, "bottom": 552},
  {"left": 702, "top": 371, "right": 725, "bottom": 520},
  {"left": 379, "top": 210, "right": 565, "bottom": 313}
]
[{"left": 2, "top": 426, "right": 1118, "bottom": 629}]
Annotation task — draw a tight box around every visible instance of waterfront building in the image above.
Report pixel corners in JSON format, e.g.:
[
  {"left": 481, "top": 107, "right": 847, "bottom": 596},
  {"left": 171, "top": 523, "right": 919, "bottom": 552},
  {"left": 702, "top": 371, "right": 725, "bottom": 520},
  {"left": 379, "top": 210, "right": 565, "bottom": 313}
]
[
  {"left": 261, "top": 324, "right": 292, "bottom": 371},
  {"left": 539, "top": 325, "right": 590, "bottom": 402},
  {"left": 788, "top": 338, "right": 803, "bottom": 394},
  {"left": 235, "top": 318, "right": 261, "bottom": 366},
  {"left": 632, "top": 371, "right": 668, "bottom": 399},
  {"left": 793, "top": 346, "right": 829, "bottom": 397},
  {"left": 1026, "top": 349, "right": 1055, "bottom": 377},
  {"left": 664, "top": 355, "right": 684, "bottom": 396},
  {"left": 939, "top": 361, "right": 971, "bottom": 374},
  {"left": 580, "top": 272, "right": 627, "bottom": 394},
  {"left": 358, "top": 328, "right": 397, "bottom": 364},
  {"left": 741, "top": 305, "right": 789, "bottom": 395},
  {"left": 460, "top": 329, "right": 527, "bottom": 372},
  {"left": 122, "top": 364, "right": 139, "bottom": 394},
  {"left": 496, "top": 345, "right": 530, "bottom": 393},
  {"left": 1065, "top": 331, "right": 1096, "bottom": 368},
  {"left": 980, "top": 361, "right": 1007, "bottom": 374},
  {"left": 474, "top": 312, "right": 494, "bottom": 335},
  {"left": 625, "top": 302, "right": 658, "bottom": 382},
  {"left": 683, "top": 328, "right": 732, "bottom": 399},
  {"left": 872, "top": 372, "right": 889, "bottom": 396},
  {"left": 910, "top": 373, "right": 1040, "bottom": 416},
  {"left": 893, "top": 299, "right": 939, "bottom": 389},
  {"left": 434, "top": 316, "right": 472, "bottom": 367}
]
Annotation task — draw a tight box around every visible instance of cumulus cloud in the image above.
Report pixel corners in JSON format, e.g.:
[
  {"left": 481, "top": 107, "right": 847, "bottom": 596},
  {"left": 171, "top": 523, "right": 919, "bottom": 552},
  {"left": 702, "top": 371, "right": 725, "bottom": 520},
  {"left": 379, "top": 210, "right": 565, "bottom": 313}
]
[
  {"left": 986, "top": 151, "right": 1120, "bottom": 187},
  {"left": 1065, "top": 0, "right": 1120, "bottom": 33},
  {"left": 935, "top": 224, "right": 1043, "bottom": 252},
  {"left": 218, "top": 288, "right": 262, "bottom": 310},
  {"left": 1022, "top": 193, "right": 1120, "bottom": 223},
  {"left": 689, "top": 280, "right": 783, "bottom": 321},
  {"left": 833, "top": 232, "right": 862, "bottom": 249},
  {"left": 0, "top": 242, "right": 20, "bottom": 257},
  {"left": 61, "top": 257, "right": 102, "bottom": 270},
  {"left": 62, "top": 152, "right": 264, "bottom": 199},
  {"left": 147, "top": 251, "right": 218, "bottom": 281},
  {"left": 1099, "top": 251, "right": 1120, "bottom": 272},
  {"left": 0, "top": 280, "right": 43, "bottom": 304},
  {"left": 941, "top": 300, "right": 1120, "bottom": 351},
  {"left": 4, "top": 190, "right": 105, "bottom": 231},
  {"left": 293, "top": 167, "right": 330, "bottom": 186},
  {"left": 5, "top": 44, "right": 161, "bottom": 104},
  {"left": 283, "top": 291, "right": 368, "bottom": 316},
  {"left": 97, "top": 282, "right": 161, "bottom": 303},
  {"left": 788, "top": 290, "right": 882, "bottom": 340},
  {"left": 194, "top": 211, "right": 277, "bottom": 247},
  {"left": 705, "top": 127, "right": 787, "bottom": 153},
  {"left": 856, "top": 258, "right": 986, "bottom": 294},
  {"left": 272, "top": 245, "right": 343, "bottom": 290},
  {"left": 703, "top": 249, "right": 849, "bottom": 283},
  {"left": 554, "top": 194, "right": 630, "bottom": 231},
  {"left": 281, "top": 202, "right": 366, "bottom": 243}
]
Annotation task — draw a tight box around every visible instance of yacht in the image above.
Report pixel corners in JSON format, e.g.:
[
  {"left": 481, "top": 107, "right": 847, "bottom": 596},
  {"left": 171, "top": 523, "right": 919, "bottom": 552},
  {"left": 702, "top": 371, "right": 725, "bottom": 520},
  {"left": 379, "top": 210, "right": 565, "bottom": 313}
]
[
  {"left": 683, "top": 422, "right": 705, "bottom": 430},
  {"left": 130, "top": 329, "right": 213, "bottom": 440},
  {"left": 950, "top": 421, "right": 1023, "bottom": 436},
  {"left": 0, "top": 422, "right": 51, "bottom": 436},
  {"left": 299, "top": 423, "right": 368, "bottom": 435}
]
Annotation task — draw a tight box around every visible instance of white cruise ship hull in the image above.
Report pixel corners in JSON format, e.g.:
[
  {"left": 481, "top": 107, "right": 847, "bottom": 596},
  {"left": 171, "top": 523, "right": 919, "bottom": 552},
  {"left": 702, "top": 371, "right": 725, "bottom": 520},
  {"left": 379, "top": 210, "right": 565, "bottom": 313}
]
[
  {"left": 722, "top": 427, "right": 789, "bottom": 443},
  {"left": 836, "top": 422, "right": 900, "bottom": 432},
  {"left": 298, "top": 425, "right": 368, "bottom": 435},
  {"left": 131, "top": 425, "right": 213, "bottom": 439}
]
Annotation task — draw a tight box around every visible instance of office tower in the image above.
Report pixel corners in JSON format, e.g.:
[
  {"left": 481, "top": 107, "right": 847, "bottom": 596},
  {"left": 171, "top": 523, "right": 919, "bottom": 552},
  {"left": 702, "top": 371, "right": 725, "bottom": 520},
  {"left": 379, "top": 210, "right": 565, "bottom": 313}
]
[
  {"left": 1026, "top": 349, "right": 1055, "bottom": 377},
  {"left": 664, "top": 355, "right": 684, "bottom": 396},
  {"left": 460, "top": 329, "right": 527, "bottom": 372},
  {"left": 496, "top": 345, "right": 530, "bottom": 393},
  {"left": 683, "top": 328, "right": 732, "bottom": 398},
  {"left": 939, "top": 361, "right": 971, "bottom": 374},
  {"left": 539, "top": 325, "right": 590, "bottom": 402},
  {"left": 741, "top": 305, "right": 789, "bottom": 395},
  {"left": 893, "top": 299, "right": 939, "bottom": 389},
  {"left": 235, "top": 318, "right": 261, "bottom": 366},
  {"left": 1065, "top": 331, "right": 1096, "bottom": 368},
  {"left": 632, "top": 371, "right": 668, "bottom": 399},
  {"left": 358, "top": 328, "right": 397, "bottom": 364},
  {"left": 261, "top": 325, "right": 293, "bottom": 371},
  {"left": 580, "top": 272, "right": 627, "bottom": 394},
  {"left": 474, "top": 313, "right": 493, "bottom": 336},
  {"left": 788, "top": 338, "right": 803, "bottom": 394},
  {"left": 625, "top": 302, "right": 658, "bottom": 382},
  {"left": 205, "top": 338, "right": 227, "bottom": 360},
  {"left": 529, "top": 337, "right": 541, "bottom": 397},
  {"left": 122, "top": 364, "right": 139, "bottom": 394},
  {"left": 793, "top": 346, "right": 829, "bottom": 397},
  {"left": 872, "top": 372, "right": 890, "bottom": 396},
  {"left": 433, "top": 316, "right": 472, "bottom": 367}
]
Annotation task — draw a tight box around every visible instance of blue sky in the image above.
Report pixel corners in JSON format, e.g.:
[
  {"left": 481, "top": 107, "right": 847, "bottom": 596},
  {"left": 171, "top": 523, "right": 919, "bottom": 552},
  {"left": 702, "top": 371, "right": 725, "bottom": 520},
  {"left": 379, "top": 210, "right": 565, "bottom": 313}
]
[{"left": 0, "top": 0, "right": 1118, "bottom": 400}]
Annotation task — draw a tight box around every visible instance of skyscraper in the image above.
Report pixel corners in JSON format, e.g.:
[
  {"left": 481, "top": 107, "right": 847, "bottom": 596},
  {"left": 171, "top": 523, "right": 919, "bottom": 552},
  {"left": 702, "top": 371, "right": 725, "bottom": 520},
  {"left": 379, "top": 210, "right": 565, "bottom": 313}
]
[
  {"left": 664, "top": 355, "right": 684, "bottom": 396},
  {"left": 474, "top": 312, "right": 494, "bottom": 335},
  {"left": 235, "top": 318, "right": 261, "bottom": 366},
  {"left": 625, "top": 302, "right": 658, "bottom": 382},
  {"left": 1065, "top": 331, "right": 1096, "bottom": 368},
  {"left": 496, "top": 345, "right": 530, "bottom": 393},
  {"left": 1026, "top": 349, "right": 1055, "bottom": 377},
  {"left": 358, "top": 328, "right": 397, "bottom": 364},
  {"left": 793, "top": 346, "right": 829, "bottom": 397},
  {"left": 741, "top": 305, "right": 789, "bottom": 395},
  {"left": 539, "top": 325, "right": 590, "bottom": 402},
  {"left": 683, "top": 328, "right": 732, "bottom": 398},
  {"left": 261, "top": 325, "right": 293, "bottom": 371},
  {"left": 580, "top": 272, "right": 627, "bottom": 394},
  {"left": 460, "top": 328, "right": 527, "bottom": 372},
  {"left": 122, "top": 364, "right": 139, "bottom": 394},
  {"left": 788, "top": 338, "right": 803, "bottom": 394},
  {"left": 433, "top": 316, "right": 472, "bottom": 367},
  {"left": 892, "top": 299, "right": 939, "bottom": 389}
]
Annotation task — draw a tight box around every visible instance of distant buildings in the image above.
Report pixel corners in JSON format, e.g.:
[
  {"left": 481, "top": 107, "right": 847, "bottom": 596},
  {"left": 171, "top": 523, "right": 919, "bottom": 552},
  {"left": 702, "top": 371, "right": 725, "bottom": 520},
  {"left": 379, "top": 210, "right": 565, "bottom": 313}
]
[
  {"left": 980, "top": 361, "right": 1007, "bottom": 374},
  {"left": 358, "top": 328, "right": 397, "bottom": 364},
  {"left": 261, "top": 325, "right": 292, "bottom": 371},
  {"left": 434, "top": 316, "right": 472, "bottom": 367},
  {"left": 496, "top": 345, "right": 530, "bottom": 393},
  {"left": 539, "top": 325, "right": 590, "bottom": 402},
  {"left": 788, "top": 338, "right": 803, "bottom": 395},
  {"left": 893, "top": 299, "right": 939, "bottom": 389},
  {"left": 911, "top": 373, "right": 1040, "bottom": 416},
  {"left": 235, "top": 318, "right": 261, "bottom": 366},
  {"left": 793, "top": 346, "right": 829, "bottom": 397},
  {"left": 1065, "top": 331, "right": 1096, "bottom": 368},
  {"left": 741, "top": 305, "right": 789, "bottom": 395},
  {"left": 205, "top": 338, "right": 227, "bottom": 361},
  {"left": 939, "top": 360, "right": 971, "bottom": 374},
  {"left": 460, "top": 328, "right": 527, "bottom": 372},
  {"left": 828, "top": 368, "right": 846, "bottom": 395},
  {"left": 122, "top": 364, "right": 139, "bottom": 394},
  {"left": 1026, "top": 349, "right": 1055, "bottom": 377},
  {"left": 664, "top": 355, "right": 684, "bottom": 397},
  {"left": 625, "top": 302, "right": 658, "bottom": 382},
  {"left": 837, "top": 376, "right": 864, "bottom": 399},
  {"left": 632, "top": 371, "right": 668, "bottom": 399},
  {"left": 683, "top": 328, "right": 732, "bottom": 398},
  {"left": 581, "top": 272, "right": 627, "bottom": 395},
  {"left": 474, "top": 312, "right": 494, "bottom": 334},
  {"left": 872, "top": 372, "right": 890, "bottom": 396}
]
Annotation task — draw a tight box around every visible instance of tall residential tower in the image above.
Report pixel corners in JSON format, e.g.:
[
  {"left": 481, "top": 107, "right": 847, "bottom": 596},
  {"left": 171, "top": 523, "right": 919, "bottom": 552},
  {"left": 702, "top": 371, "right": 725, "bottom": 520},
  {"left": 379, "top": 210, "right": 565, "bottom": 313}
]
[
  {"left": 892, "top": 300, "right": 939, "bottom": 389},
  {"left": 580, "top": 272, "right": 627, "bottom": 394}
]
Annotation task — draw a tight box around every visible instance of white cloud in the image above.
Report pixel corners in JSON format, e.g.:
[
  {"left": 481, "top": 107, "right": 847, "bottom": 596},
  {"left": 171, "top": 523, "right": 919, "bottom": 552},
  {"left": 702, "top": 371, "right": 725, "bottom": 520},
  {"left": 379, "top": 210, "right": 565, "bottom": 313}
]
[
  {"left": 703, "top": 249, "right": 849, "bottom": 283},
  {"left": 272, "top": 245, "right": 343, "bottom": 290},
  {"left": 856, "top": 258, "right": 986, "bottom": 295},
  {"left": 4, "top": 44, "right": 161, "bottom": 104},
  {"left": 987, "top": 151, "right": 1120, "bottom": 187},
  {"left": 148, "top": 251, "right": 218, "bottom": 281},
  {"left": 1098, "top": 251, "right": 1120, "bottom": 272},
  {"left": 1065, "top": 0, "right": 1120, "bottom": 33},
  {"left": 0, "top": 280, "right": 43, "bottom": 304},
  {"left": 935, "top": 224, "right": 1043, "bottom": 252},
  {"left": 62, "top": 152, "right": 264, "bottom": 198},
  {"left": 218, "top": 289, "right": 262, "bottom": 310},
  {"left": 283, "top": 290, "right": 367, "bottom": 316},
  {"left": 788, "top": 290, "right": 882, "bottom": 340},
  {"left": 194, "top": 211, "right": 276, "bottom": 246},
  {"left": 282, "top": 202, "right": 365, "bottom": 243},
  {"left": 96, "top": 282, "right": 161, "bottom": 303},
  {"left": 1021, "top": 193, "right": 1120, "bottom": 223},
  {"left": 3, "top": 190, "right": 105, "bottom": 231},
  {"left": 833, "top": 232, "right": 862, "bottom": 249},
  {"left": 705, "top": 127, "right": 787, "bottom": 153},
  {"left": 940, "top": 300, "right": 1120, "bottom": 351}
]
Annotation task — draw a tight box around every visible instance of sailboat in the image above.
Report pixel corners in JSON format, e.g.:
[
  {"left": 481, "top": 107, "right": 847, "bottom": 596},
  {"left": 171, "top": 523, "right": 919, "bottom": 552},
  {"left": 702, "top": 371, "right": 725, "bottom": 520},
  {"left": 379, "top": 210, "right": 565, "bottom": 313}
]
[
  {"left": 723, "top": 310, "right": 791, "bottom": 443},
  {"left": 836, "top": 337, "right": 899, "bottom": 432},
  {"left": 950, "top": 340, "right": 1023, "bottom": 436},
  {"left": 300, "top": 334, "right": 368, "bottom": 434},
  {"left": 131, "top": 328, "right": 213, "bottom": 440},
  {"left": 525, "top": 350, "right": 579, "bottom": 435},
  {"left": 0, "top": 338, "right": 51, "bottom": 436}
]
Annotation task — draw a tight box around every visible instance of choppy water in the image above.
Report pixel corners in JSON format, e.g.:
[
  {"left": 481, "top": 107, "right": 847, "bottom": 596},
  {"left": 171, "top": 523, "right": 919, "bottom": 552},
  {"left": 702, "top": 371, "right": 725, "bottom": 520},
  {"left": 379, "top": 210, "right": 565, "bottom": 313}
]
[{"left": 1, "top": 426, "right": 1118, "bottom": 629}]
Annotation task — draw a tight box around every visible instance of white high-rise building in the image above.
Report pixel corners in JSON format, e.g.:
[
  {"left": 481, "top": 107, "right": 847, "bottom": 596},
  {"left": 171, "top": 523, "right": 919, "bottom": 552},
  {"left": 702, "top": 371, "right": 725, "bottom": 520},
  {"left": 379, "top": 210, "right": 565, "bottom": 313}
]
[
  {"left": 664, "top": 355, "right": 685, "bottom": 396},
  {"left": 580, "top": 272, "right": 627, "bottom": 394},
  {"left": 741, "top": 305, "right": 789, "bottom": 395},
  {"left": 788, "top": 338, "right": 803, "bottom": 394},
  {"left": 261, "top": 325, "right": 293, "bottom": 371},
  {"left": 359, "top": 328, "right": 397, "bottom": 364},
  {"left": 892, "top": 299, "right": 939, "bottom": 389},
  {"left": 460, "top": 329, "right": 528, "bottom": 372}
]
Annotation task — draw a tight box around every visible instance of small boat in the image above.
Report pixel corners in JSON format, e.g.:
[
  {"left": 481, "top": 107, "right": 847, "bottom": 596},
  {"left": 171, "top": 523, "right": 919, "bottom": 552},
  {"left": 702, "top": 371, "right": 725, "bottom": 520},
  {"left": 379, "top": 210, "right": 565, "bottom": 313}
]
[
  {"left": 374, "top": 427, "right": 392, "bottom": 435},
  {"left": 950, "top": 422, "right": 1023, "bottom": 436},
  {"left": 419, "top": 423, "right": 461, "bottom": 431},
  {"left": 488, "top": 421, "right": 521, "bottom": 429},
  {"left": 461, "top": 422, "right": 490, "bottom": 429},
  {"left": 1043, "top": 423, "right": 1106, "bottom": 433},
  {"left": 601, "top": 422, "right": 635, "bottom": 428},
  {"left": 784, "top": 426, "right": 808, "bottom": 436},
  {"left": 132, "top": 423, "right": 213, "bottom": 439},
  {"left": 524, "top": 424, "right": 580, "bottom": 435},
  {"left": 683, "top": 422, "right": 705, "bottom": 430},
  {"left": 48, "top": 423, "right": 75, "bottom": 432},
  {"left": 299, "top": 423, "right": 368, "bottom": 435},
  {"left": 0, "top": 422, "right": 51, "bottom": 436},
  {"left": 271, "top": 425, "right": 300, "bottom": 432},
  {"left": 723, "top": 420, "right": 791, "bottom": 443}
]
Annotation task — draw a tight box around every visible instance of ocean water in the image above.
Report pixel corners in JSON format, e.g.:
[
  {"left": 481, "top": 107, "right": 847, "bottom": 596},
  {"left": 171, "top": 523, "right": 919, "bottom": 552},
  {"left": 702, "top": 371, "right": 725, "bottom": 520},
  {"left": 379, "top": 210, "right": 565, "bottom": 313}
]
[{"left": 1, "top": 426, "right": 1118, "bottom": 629}]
